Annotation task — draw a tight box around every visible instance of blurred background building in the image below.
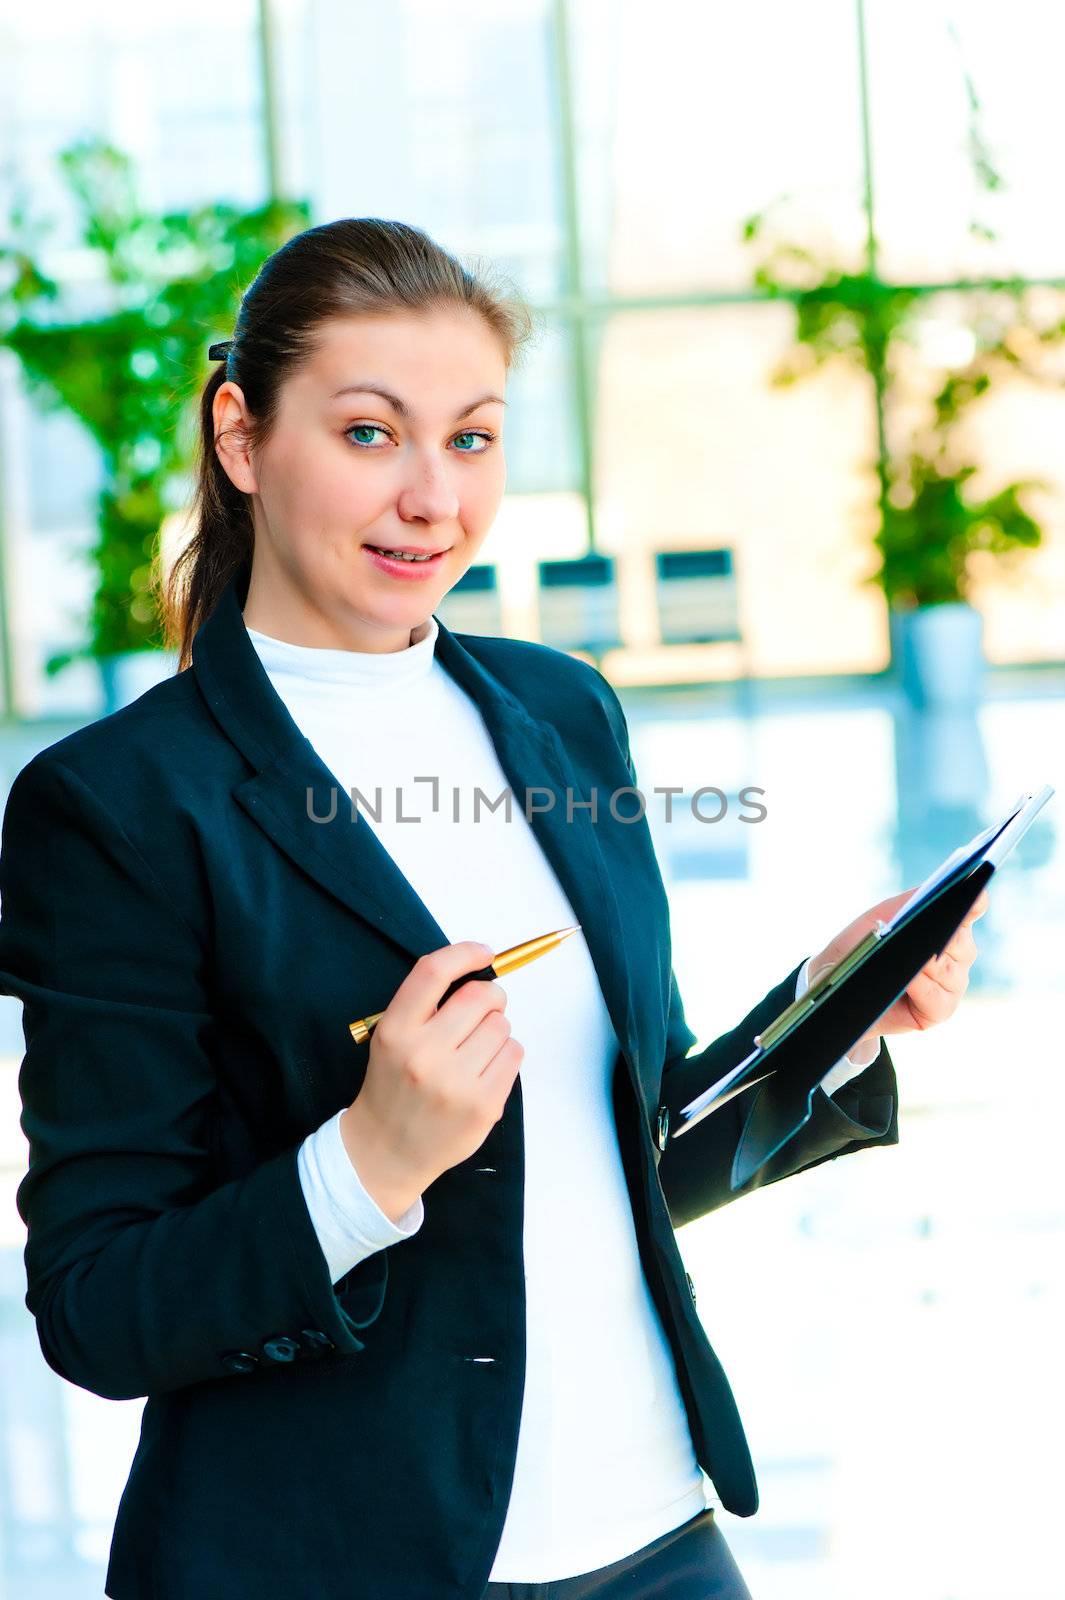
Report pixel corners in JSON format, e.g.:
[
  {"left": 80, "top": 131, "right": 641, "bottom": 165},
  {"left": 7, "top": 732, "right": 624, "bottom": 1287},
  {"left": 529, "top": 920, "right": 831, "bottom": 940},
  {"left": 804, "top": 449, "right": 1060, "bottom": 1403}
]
[{"left": 0, "top": 3, "right": 1062, "bottom": 1597}]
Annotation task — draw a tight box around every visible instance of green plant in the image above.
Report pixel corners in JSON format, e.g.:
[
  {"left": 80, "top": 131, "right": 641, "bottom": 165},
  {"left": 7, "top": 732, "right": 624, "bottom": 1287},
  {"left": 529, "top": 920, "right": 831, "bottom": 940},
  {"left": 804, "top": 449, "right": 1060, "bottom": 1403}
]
[
  {"left": 743, "top": 208, "right": 1063, "bottom": 610},
  {"left": 0, "top": 138, "right": 308, "bottom": 674},
  {"left": 740, "top": 23, "right": 1065, "bottom": 614}
]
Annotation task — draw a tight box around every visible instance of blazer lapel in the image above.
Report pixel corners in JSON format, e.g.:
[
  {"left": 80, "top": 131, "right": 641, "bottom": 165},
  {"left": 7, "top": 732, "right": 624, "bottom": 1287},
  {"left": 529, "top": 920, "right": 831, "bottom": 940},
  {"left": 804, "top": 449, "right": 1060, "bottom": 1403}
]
[
  {"left": 190, "top": 561, "right": 637, "bottom": 1073},
  {"left": 434, "top": 623, "right": 636, "bottom": 1073}
]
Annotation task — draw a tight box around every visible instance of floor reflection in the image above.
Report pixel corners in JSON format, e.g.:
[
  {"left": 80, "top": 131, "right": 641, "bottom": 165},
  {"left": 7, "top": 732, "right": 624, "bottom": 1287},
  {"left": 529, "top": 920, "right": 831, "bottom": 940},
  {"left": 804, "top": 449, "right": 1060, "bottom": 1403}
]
[{"left": 0, "top": 676, "right": 1062, "bottom": 1598}]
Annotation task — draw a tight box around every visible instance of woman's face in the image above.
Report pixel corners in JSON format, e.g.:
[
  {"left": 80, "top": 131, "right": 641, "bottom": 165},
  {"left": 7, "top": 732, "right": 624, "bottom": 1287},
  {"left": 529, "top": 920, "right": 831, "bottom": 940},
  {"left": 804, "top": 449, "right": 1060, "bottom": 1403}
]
[{"left": 214, "top": 306, "right": 509, "bottom": 651}]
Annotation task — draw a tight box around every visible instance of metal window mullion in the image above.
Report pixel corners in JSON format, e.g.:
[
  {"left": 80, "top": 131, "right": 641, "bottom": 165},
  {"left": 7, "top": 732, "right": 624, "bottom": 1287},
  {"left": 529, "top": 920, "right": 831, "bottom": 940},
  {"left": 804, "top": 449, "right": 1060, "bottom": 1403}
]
[
  {"left": 257, "top": 0, "right": 282, "bottom": 203},
  {"left": 856, "top": 0, "right": 890, "bottom": 533},
  {"left": 0, "top": 383, "right": 16, "bottom": 722},
  {"left": 551, "top": 0, "right": 596, "bottom": 558}
]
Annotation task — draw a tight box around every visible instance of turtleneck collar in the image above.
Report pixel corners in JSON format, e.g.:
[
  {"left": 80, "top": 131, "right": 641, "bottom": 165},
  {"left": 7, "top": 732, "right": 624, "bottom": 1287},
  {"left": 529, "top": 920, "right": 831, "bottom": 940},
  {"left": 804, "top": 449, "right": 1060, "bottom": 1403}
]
[{"left": 243, "top": 612, "right": 439, "bottom": 695}]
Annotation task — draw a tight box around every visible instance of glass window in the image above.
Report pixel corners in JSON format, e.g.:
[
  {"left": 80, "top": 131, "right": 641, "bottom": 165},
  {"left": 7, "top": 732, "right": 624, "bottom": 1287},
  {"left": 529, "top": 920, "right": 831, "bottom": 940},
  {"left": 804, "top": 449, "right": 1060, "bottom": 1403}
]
[
  {"left": 569, "top": 0, "right": 866, "bottom": 295},
  {"left": 593, "top": 303, "right": 886, "bottom": 675},
  {"left": 503, "top": 317, "right": 582, "bottom": 495},
  {"left": 867, "top": 0, "right": 1065, "bottom": 281},
  {"left": 886, "top": 288, "right": 1065, "bottom": 664},
  {"left": 0, "top": 2, "right": 266, "bottom": 715},
  {"left": 0, "top": 6, "right": 264, "bottom": 230},
  {"left": 306, "top": 0, "right": 563, "bottom": 301}
]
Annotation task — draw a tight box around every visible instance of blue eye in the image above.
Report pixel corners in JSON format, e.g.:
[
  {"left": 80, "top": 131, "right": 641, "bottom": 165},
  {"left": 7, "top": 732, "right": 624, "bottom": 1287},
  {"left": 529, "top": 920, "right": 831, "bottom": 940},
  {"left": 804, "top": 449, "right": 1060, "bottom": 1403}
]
[
  {"left": 347, "top": 424, "right": 388, "bottom": 447},
  {"left": 344, "top": 424, "right": 497, "bottom": 453}
]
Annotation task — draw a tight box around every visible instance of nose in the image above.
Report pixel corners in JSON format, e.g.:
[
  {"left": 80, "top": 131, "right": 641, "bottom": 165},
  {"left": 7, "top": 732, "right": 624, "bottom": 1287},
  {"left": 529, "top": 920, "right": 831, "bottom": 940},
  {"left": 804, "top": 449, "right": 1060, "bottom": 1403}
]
[{"left": 396, "top": 450, "right": 461, "bottom": 527}]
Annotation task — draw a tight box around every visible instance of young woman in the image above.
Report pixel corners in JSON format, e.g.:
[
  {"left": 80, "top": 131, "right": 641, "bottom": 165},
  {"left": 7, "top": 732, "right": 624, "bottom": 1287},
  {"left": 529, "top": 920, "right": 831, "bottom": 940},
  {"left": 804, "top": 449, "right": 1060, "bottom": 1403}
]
[{"left": 0, "top": 218, "right": 985, "bottom": 1600}]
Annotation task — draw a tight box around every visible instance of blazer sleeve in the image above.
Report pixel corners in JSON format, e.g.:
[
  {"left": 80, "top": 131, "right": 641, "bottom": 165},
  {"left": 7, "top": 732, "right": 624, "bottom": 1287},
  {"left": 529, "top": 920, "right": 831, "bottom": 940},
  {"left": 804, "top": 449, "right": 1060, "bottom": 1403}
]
[
  {"left": 655, "top": 962, "right": 899, "bottom": 1229},
  {"left": 588, "top": 671, "right": 899, "bottom": 1232},
  {"left": 0, "top": 753, "right": 391, "bottom": 1402}
]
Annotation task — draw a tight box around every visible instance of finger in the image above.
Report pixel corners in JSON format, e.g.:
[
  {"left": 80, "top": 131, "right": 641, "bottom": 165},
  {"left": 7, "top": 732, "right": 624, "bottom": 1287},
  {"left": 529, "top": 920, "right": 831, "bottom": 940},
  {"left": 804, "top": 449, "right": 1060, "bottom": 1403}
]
[
  {"left": 391, "top": 941, "right": 497, "bottom": 1028},
  {"left": 904, "top": 972, "right": 959, "bottom": 1028},
  {"left": 943, "top": 925, "right": 978, "bottom": 964},
  {"left": 877, "top": 887, "right": 921, "bottom": 917},
  {"left": 453, "top": 1004, "right": 515, "bottom": 1075},
  {"left": 922, "top": 950, "right": 970, "bottom": 994},
  {"left": 433, "top": 979, "right": 509, "bottom": 1049},
  {"left": 963, "top": 888, "right": 991, "bottom": 925},
  {"left": 918, "top": 951, "right": 969, "bottom": 994},
  {"left": 909, "top": 961, "right": 968, "bottom": 1019}
]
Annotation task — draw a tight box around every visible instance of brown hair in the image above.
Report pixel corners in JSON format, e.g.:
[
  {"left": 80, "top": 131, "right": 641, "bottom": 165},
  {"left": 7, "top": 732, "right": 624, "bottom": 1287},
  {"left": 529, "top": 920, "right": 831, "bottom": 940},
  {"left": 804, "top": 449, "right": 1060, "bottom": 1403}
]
[{"left": 162, "top": 217, "right": 535, "bottom": 669}]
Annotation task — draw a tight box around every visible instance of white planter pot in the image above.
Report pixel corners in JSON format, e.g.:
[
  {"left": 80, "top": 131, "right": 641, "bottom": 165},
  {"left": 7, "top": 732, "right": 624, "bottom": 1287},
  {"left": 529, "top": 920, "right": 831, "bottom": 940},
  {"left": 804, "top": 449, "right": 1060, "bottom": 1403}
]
[
  {"left": 890, "top": 602, "right": 985, "bottom": 710},
  {"left": 98, "top": 648, "right": 179, "bottom": 715}
]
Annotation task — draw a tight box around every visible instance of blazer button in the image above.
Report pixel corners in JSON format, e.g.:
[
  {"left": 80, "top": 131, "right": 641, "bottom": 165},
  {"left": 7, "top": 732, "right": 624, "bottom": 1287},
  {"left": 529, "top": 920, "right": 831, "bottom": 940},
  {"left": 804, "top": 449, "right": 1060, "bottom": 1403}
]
[
  {"left": 655, "top": 1104, "right": 670, "bottom": 1152},
  {"left": 262, "top": 1335, "right": 301, "bottom": 1363},
  {"left": 299, "top": 1328, "right": 335, "bottom": 1353},
  {"left": 220, "top": 1350, "right": 259, "bottom": 1374},
  {"left": 686, "top": 1271, "right": 697, "bottom": 1307}
]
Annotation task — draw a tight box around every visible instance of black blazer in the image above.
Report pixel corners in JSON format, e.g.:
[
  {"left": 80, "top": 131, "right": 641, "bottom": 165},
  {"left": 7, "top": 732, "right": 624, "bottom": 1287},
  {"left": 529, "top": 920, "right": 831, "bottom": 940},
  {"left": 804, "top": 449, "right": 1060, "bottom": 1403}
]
[{"left": 0, "top": 558, "right": 898, "bottom": 1600}]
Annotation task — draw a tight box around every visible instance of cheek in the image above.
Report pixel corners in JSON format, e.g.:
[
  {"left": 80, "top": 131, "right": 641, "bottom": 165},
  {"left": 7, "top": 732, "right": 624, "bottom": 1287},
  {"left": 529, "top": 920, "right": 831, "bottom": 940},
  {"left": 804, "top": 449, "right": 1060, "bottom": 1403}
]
[
  {"left": 462, "top": 455, "right": 507, "bottom": 524},
  {"left": 272, "top": 440, "right": 382, "bottom": 534}
]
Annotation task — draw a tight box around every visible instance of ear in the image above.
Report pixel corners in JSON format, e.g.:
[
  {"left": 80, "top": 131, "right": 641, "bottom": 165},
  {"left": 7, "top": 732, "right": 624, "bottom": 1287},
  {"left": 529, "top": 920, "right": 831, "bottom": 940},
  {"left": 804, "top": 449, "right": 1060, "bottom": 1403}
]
[{"left": 213, "top": 381, "right": 260, "bottom": 495}]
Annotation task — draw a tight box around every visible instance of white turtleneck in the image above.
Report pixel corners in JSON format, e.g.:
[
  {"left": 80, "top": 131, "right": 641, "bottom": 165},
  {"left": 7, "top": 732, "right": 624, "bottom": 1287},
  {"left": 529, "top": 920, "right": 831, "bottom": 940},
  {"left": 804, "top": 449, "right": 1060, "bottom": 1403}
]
[{"left": 244, "top": 611, "right": 869, "bottom": 1583}]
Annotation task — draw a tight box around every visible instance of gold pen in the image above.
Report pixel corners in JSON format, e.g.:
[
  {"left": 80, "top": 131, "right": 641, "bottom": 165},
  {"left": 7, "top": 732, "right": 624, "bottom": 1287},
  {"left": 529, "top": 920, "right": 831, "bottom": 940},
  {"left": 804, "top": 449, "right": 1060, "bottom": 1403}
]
[{"left": 348, "top": 925, "right": 582, "bottom": 1044}]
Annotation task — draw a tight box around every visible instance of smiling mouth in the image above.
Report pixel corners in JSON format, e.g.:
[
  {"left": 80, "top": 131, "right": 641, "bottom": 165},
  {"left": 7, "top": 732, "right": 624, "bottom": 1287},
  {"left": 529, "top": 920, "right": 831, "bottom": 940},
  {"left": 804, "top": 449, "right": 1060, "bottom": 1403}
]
[{"left": 364, "top": 544, "right": 450, "bottom": 562}]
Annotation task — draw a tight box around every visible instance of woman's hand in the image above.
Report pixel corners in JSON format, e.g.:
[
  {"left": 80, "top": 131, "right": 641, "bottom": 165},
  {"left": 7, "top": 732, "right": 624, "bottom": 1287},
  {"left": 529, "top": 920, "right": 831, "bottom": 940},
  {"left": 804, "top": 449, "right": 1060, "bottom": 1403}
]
[
  {"left": 339, "top": 940, "right": 524, "bottom": 1222},
  {"left": 808, "top": 886, "right": 991, "bottom": 1063}
]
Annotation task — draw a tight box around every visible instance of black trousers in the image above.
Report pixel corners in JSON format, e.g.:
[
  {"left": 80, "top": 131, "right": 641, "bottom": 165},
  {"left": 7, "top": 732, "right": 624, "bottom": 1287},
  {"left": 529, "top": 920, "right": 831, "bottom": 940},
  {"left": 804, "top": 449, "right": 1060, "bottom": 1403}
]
[{"left": 482, "top": 1508, "right": 752, "bottom": 1599}]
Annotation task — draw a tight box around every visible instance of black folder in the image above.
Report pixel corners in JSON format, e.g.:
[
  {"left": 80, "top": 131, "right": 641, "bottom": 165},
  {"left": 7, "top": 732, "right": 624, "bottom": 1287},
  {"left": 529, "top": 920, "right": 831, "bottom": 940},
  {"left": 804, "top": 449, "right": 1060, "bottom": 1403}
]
[{"left": 674, "top": 784, "right": 1055, "bottom": 1190}]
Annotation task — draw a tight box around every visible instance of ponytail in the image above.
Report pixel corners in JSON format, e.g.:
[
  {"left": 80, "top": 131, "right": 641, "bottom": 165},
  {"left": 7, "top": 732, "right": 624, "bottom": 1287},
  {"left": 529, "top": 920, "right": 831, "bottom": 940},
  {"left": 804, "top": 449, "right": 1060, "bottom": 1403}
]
[{"left": 161, "top": 363, "right": 254, "bottom": 670}]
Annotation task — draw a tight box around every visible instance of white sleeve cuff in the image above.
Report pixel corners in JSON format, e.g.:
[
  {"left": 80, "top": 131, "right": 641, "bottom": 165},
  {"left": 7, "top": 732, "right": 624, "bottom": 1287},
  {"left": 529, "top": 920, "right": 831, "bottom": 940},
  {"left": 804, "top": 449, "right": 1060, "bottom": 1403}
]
[
  {"left": 795, "top": 957, "right": 881, "bottom": 1098},
  {"left": 297, "top": 1108, "right": 424, "bottom": 1286}
]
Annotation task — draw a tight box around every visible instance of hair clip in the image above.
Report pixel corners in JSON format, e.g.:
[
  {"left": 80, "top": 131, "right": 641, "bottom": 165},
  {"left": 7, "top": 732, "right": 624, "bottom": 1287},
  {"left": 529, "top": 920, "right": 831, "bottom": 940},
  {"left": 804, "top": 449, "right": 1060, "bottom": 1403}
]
[{"left": 208, "top": 340, "right": 234, "bottom": 360}]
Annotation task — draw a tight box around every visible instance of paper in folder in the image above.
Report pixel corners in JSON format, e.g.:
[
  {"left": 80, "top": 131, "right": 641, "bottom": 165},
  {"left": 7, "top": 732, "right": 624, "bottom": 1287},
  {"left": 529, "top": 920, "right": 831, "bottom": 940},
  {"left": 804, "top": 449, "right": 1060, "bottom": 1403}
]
[{"left": 674, "top": 784, "right": 1055, "bottom": 1189}]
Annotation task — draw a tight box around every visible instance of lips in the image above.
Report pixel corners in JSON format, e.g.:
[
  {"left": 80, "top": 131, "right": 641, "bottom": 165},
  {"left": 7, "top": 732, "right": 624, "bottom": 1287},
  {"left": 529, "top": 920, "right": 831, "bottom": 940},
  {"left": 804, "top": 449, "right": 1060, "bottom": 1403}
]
[
  {"left": 363, "top": 545, "right": 449, "bottom": 579},
  {"left": 364, "top": 543, "right": 449, "bottom": 557}
]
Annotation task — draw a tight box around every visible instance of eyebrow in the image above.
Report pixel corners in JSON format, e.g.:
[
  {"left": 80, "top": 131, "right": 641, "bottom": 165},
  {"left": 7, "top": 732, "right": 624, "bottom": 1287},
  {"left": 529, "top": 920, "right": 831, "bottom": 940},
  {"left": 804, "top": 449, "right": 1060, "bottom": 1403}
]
[{"left": 329, "top": 383, "right": 507, "bottom": 421}]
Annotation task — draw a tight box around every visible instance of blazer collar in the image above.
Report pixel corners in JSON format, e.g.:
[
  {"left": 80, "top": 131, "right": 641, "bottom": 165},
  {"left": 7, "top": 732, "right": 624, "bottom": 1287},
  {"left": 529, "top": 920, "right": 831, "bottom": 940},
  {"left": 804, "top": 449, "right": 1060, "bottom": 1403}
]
[{"left": 190, "top": 560, "right": 636, "bottom": 1072}]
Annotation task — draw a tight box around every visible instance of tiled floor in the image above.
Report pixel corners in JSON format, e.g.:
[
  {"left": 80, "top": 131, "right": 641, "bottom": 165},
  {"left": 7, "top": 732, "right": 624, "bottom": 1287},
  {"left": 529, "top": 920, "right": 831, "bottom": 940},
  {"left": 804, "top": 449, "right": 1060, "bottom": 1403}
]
[{"left": 0, "top": 674, "right": 1062, "bottom": 1598}]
